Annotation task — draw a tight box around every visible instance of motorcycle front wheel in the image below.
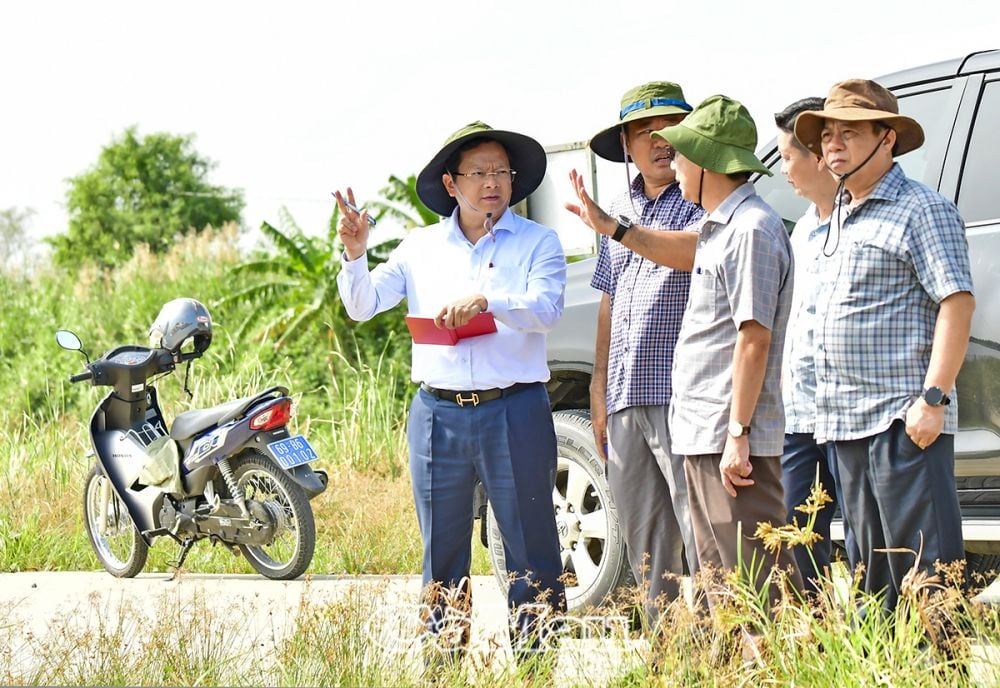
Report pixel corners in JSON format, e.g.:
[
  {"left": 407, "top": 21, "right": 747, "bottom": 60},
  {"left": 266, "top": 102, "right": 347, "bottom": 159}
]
[
  {"left": 229, "top": 451, "right": 316, "bottom": 580},
  {"left": 83, "top": 464, "right": 148, "bottom": 577}
]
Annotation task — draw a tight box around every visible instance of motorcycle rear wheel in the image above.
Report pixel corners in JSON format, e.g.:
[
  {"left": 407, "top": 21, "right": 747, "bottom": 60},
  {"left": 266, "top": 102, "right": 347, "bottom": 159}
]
[
  {"left": 83, "top": 464, "right": 148, "bottom": 577},
  {"left": 228, "top": 451, "right": 316, "bottom": 580}
]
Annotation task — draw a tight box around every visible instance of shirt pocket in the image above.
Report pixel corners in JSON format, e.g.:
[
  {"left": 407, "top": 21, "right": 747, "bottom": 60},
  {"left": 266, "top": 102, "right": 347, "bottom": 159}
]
[
  {"left": 686, "top": 266, "right": 720, "bottom": 324},
  {"left": 484, "top": 265, "right": 528, "bottom": 295},
  {"left": 845, "top": 241, "right": 905, "bottom": 299}
]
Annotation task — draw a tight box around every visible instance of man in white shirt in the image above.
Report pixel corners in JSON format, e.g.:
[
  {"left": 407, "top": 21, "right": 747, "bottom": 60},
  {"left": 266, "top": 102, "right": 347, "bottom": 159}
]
[
  {"left": 773, "top": 97, "right": 847, "bottom": 590},
  {"left": 335, "top": 121, "right": 567, "bottom": 663}
]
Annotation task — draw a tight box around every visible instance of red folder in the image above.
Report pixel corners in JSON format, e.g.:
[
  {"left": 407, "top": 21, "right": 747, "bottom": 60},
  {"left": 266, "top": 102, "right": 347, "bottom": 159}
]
[{"left": 405, "top": 312, "right": 498, "bottom": 346}]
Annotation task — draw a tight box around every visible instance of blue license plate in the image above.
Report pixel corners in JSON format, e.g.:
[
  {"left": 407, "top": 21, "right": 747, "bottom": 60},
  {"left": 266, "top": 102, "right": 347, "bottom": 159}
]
[{"left": 267, "top": 435, "right": 319, "bottom": 469}]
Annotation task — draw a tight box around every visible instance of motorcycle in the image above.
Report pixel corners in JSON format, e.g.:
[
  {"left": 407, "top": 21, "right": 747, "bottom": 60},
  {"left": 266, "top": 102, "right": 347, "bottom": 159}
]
[{"left": 56, "top": 298, "right": 327, "bottom": 580}]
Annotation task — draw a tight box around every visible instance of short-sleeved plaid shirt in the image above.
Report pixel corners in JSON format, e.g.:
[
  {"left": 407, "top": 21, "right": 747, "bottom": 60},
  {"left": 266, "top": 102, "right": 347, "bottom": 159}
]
[
  {"left": 669, "top": 184, "right": 793, "bottom": 457},
  {"left": 590, "top": 176, "right": 703, "bottom": 414},
  {"left": 813, "top": 164, "right": 974, "bottom": 442}
]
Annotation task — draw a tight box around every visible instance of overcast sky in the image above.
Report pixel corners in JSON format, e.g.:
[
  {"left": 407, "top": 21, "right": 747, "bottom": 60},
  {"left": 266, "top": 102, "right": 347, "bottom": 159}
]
[{"left": 3, "top": 0, "right": 998, "bottom": 249}]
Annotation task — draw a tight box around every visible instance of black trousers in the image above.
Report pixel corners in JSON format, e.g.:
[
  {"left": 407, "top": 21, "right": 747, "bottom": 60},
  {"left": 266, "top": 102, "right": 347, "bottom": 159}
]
[{"left": 830, "top": 420, "right": 964, "bottom": 614}]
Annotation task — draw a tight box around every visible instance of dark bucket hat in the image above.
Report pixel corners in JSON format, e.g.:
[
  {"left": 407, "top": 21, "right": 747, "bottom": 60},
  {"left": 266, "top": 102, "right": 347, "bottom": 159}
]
[
  {"left": 653, "top": 95, "right": 771, "bottom": 176},
  {"left": 415, "top": 121, "right": 547, "bottom": 217},
  {"left": 794, "top": 79, "right": 924, "bottom": 157},
  {"left": 589, "top": 82, "right": 693, "bottom": 162}
]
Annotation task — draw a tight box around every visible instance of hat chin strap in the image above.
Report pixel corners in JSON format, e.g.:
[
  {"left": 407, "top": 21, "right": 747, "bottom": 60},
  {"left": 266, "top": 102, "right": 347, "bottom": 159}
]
[
  {"left": 823, "top": 130, "right": 890, "bottom": 257},
  {"left": 449, "top": 173, "right": 498, "bottom": 242}
]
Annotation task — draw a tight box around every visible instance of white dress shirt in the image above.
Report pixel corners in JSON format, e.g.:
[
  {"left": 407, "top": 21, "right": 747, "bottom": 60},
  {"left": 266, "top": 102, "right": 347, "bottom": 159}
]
[{"left": 337, "top": 207, "right": 566, "bottom": 390}]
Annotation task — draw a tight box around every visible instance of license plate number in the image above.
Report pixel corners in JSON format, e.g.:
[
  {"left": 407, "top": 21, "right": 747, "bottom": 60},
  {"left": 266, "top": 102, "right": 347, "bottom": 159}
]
[{"left": 267, "top": 435, "right": 318, "bottom": 469}]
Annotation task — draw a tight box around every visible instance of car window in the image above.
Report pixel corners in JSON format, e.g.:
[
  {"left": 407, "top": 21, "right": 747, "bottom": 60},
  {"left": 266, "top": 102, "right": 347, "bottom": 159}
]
[
  {"left": 894, "top": 87, "right": 954, "bottom": 186},
  {"left": 957, "top": 79, "right": 1000, "bottom": 223}
]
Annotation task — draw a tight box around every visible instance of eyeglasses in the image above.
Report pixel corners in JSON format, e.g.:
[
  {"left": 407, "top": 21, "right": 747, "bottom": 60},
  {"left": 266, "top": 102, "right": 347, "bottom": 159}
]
[{"left": 451, "top": 169, "right": 517, "bottom": 182}]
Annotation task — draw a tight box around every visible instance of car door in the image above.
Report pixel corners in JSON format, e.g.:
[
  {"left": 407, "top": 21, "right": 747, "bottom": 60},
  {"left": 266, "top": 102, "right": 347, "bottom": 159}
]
[
  {"left": 753, "top": 71, "right": 1000, "bottom": 530},
  {"left": 948, "top": 74, "right": 1000, "bottom": 479}
]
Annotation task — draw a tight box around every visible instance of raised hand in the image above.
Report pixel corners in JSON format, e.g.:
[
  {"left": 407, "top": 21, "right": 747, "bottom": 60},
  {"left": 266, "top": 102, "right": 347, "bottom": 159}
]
[
  {"left": 564, "top": 169, "right": 617, "bottom": 236},
  {"left": 333, "top": 187, "right": 370, "bottom": 261}
]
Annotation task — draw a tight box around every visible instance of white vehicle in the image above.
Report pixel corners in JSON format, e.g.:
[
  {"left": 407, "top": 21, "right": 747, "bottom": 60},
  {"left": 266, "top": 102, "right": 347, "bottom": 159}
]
[{"left": 477, "top": 50, "right": 1000, "bottom": 611}]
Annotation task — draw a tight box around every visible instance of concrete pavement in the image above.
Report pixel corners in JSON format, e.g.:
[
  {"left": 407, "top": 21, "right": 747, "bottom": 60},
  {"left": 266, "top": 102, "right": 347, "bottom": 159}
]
[
  {"left": 3, "top": 570, "right": 1000, "bottom": 684},
  {"left": 0, "top": 571, "right": 642, "bottom": 685}
]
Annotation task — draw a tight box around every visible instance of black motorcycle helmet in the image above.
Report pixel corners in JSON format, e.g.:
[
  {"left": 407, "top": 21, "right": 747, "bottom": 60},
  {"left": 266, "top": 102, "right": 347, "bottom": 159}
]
[{"left": 148, "top": 298, "right": 213, "bottom": 356}]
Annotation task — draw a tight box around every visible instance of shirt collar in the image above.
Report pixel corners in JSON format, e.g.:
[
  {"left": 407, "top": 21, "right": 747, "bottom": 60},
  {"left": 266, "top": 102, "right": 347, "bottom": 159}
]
[
  {"left": 703, "top": 182, "right": 756, "bottom": 227},
  {"left": 445, "top": 206, "right": 518, "bottom": 245},
  {"left": 867, "top": 162, "right": 906, "bottom": 203},
  {"left": 628, "top": 173, "right": 681, "bottom": 205}
]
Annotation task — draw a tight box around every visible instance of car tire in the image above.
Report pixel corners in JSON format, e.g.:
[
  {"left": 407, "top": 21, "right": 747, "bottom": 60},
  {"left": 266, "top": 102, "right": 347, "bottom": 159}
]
[
  {"left": 967, "top": 552, "right": 1000, "bottom": 585},
  {"left": 486, "top": 409, "right": 632, "bottom": 612}
]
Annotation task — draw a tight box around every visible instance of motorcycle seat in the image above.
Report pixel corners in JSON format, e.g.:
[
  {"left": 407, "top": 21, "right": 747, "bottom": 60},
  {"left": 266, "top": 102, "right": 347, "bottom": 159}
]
[{"left": 170, "top": 387, "right": 286, "bottom": 441}]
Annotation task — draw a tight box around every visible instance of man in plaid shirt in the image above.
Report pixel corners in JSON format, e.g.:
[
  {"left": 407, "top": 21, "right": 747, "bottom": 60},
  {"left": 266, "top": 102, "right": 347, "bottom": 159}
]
[
  {"left": 587, "top": 82, "right": 703, "bottom": 626},
  {"left": 569, "top": 95, "right": 805, "bottom": 615},
  {"left": 794, "top": 80, "right": 975, "bottom": 614}
]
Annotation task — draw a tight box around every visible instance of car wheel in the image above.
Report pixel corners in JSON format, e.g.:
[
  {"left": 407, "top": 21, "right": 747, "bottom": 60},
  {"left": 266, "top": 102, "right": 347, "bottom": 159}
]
[
  {"left": 486, "top": 409, "right": 631, "bottom": 612},
  {"left": 967, "top": 552, "right": 1000, "bottom": 586}
]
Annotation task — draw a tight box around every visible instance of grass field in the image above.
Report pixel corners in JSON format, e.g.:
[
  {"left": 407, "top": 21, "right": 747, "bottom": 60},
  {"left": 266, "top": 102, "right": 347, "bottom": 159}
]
[{"left": 2, "top": 228, "right": 1000, "bottom": 686}]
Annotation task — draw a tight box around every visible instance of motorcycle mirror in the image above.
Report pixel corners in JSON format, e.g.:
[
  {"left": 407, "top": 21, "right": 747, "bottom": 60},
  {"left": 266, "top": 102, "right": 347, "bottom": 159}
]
[
  {"left": 56, "top": 329, "right": 91, "bottom": 363},
  {"left": 55, "top": 330, "right": 82, "bottom": 351}
]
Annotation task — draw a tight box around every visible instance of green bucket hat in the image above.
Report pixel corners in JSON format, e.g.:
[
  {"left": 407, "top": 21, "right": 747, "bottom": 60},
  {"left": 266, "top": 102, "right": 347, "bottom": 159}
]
[
  {"left": 589, "top": 81, "right": 693, "bottom": 162},
  {"left": 416, "top": 121, "right": 547, "bottom": 217},
  {"left": 652, "top": 95, "right": 772, "bottom": 176}
]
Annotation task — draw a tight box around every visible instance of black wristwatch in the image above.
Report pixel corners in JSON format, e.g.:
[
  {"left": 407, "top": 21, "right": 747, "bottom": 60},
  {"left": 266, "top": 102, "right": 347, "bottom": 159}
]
[
  {"left": 922, "top": 386, "right": 951, "bottom": 407},
  {"left": 612, "top": 215, "right": 632, "bottom": 242}
]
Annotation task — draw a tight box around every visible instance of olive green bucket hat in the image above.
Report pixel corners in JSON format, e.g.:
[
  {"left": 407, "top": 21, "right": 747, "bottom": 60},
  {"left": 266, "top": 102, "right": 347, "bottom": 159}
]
[
  {"left": 589, "top": 81, "right": 693, "bottom": 162},
  {"left": 653, "top": 95, "right": 772, "bottom": 176},
  {"left": 416, "top": 121, "right": 547, "bottom": 217}
]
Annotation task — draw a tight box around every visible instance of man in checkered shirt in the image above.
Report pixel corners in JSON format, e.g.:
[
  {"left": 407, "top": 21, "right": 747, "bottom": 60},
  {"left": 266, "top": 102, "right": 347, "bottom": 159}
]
[
  {"left": 586, "top": 82, "right": 703, "bottom": 626},
  {"left": 794, "top": 79, "right": 976, "bottom": 614},
  {"left": 570, "top": 94, "right": 804, "bottom": 613}
]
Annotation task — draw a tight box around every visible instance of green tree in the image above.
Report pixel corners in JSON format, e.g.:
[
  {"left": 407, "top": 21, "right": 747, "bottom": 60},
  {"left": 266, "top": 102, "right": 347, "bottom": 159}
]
[
  {"left": 220, "top": 206, "right": 345, "bottom": 349},
  {"left": 50, "top": 126, "right": 244, "bottom": 269},
  {"left": 218, "top": 205, "right": 407, "bottom": 354},
  {"left": 368, "top": 173, "right": 439, "bottom": 229},
  {"left": 0, "top": 206, "right": 34, "bottom": 272}
]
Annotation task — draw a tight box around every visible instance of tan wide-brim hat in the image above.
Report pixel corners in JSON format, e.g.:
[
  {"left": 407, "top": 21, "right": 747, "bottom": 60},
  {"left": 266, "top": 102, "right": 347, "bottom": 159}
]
[{"left": 794, "top": 79, "right": 924, "bottom": 157}]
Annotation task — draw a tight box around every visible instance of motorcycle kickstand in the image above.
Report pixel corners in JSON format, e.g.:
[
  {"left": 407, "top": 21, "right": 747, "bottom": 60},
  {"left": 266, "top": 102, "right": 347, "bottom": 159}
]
[{"left": 167, "top": 537, "right": 197, "bottom": 579}]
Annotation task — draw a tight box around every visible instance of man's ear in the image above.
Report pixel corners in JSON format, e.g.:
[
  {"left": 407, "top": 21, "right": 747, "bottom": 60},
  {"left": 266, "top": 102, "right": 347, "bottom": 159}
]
[
  {"left": 883, "top": 128, "right": 897, "bottom": 149},
  {"left": 442, "top": 173, "right": 457, "bottom": 199},
  {"left": 813, "top": 152, "right": 826, "bottom": 173}
]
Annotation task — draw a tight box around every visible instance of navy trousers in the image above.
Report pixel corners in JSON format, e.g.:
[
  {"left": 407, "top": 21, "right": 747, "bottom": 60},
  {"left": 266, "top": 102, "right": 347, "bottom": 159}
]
[
  {"left": 781, "top": 432, "right": 840, "bottom": 589},
  {"left": 407, "top": 382, "right": 566, "bottom": 650},
  {"left": 830, "top": 420, "right": 964, "bottom": 614}
]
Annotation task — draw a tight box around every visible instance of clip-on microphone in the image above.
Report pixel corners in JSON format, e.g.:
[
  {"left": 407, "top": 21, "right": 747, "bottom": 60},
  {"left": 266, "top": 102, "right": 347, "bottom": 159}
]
[{"left": 450, "top": 173, "right": 498, "bottom": 242}]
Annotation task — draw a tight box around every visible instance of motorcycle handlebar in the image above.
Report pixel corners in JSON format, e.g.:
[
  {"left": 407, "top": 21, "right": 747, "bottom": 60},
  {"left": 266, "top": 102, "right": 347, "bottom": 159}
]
[{"left": 69, "top": 371, "right": 94, "bottom": 384}]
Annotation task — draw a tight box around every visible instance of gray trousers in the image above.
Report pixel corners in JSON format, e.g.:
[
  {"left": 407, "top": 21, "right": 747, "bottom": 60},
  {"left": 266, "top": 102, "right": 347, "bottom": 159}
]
[
  {"left": 607, "top": 405, "right": 699, "bottom": 623},
  {"left": 830, "top": 420, "right": 964, "bottom": 614}
]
